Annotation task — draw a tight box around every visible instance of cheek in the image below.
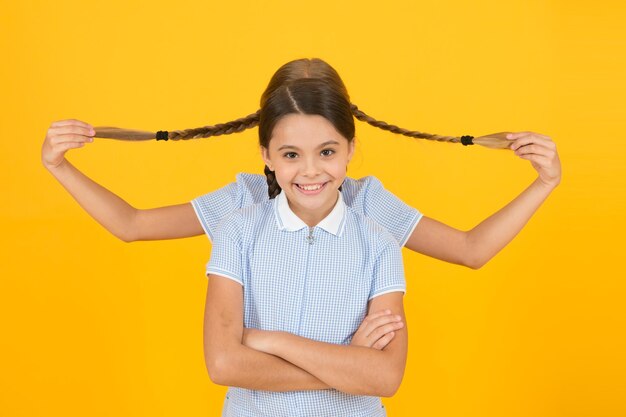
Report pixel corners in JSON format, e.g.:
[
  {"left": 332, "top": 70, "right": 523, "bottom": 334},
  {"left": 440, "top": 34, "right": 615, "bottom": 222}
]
[
  {"left": 328, "top": 158, "right": 350, "bottom": 176},
  {"left": 273, "top": 164, "right": 297, "bottom": 187}
]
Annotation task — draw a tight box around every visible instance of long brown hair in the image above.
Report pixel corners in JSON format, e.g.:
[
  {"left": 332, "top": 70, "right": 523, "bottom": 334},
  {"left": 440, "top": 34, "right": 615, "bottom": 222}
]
[{"left": 92, "top": 58, "right": 512, "bottom": 148}]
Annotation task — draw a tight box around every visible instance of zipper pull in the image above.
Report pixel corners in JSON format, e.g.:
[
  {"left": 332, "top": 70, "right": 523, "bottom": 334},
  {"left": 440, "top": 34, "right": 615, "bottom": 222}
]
[{"left": 306, "top": 227, "right": 315, "bottom": 245}]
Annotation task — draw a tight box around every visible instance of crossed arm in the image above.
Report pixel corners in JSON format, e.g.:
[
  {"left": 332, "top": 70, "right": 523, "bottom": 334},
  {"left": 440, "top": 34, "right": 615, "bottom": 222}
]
[{"left": 203, "top": 274, "right": 407, "bottom": 397}]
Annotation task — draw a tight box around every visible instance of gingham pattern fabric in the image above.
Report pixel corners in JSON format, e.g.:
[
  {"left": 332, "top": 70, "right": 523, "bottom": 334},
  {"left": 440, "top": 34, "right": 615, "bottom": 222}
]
[
  {"left": 191, "top": 173, "right": 422, "bottom": 246},
  {"left": 207, "top": 191, "right": 405, "bottom": 417}
]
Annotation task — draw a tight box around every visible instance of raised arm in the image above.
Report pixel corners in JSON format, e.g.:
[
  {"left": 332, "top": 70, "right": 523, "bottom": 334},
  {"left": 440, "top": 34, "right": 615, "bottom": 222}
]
[
  {"left": 404, "top": 131, "right": 561, "bottom": 269},
  {"left": 242, "top": 292, "right": 408, "bottom": 397},
  {"left": 42, "top": 119, "right": 204, "bottom": 242}
]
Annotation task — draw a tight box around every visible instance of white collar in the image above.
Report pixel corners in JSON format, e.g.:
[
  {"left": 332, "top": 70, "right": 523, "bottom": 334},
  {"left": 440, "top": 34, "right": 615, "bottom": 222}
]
[{"left": 273, "top": 189, "right": 346, "bottom": 237}]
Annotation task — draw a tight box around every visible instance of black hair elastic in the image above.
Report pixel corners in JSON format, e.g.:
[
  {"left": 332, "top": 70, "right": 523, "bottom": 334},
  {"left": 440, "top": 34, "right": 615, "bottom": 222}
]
[
  {"left": 156, "top": 131, "right": 169, "bottom": 141},
  {"left": 460, "top": 135, "right": 474, "bottom": 146}
]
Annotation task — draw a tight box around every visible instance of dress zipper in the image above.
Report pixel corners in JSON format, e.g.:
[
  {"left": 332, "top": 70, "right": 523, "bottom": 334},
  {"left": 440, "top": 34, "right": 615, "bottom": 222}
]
[{"left": 306, "top": 227, "right": 315, "bottom": 245}]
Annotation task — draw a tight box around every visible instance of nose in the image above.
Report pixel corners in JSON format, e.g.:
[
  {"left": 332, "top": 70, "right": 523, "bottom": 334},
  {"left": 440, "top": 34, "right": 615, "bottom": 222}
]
[{"left": 301, "top": 156, "right": 321, "bottom": 178}]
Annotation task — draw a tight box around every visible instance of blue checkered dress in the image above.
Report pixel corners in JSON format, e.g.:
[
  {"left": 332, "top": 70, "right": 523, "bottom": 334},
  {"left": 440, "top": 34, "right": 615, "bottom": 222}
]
[
  {"left": 191, "top": 173, "right": 422, "bottom": 247},
  {"left": 207, "top": 190, "right": 406, "bottom": 417}
]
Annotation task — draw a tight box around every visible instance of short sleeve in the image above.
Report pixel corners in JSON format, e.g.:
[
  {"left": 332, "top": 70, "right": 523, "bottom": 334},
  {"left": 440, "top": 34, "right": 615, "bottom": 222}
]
[
  {"left": 343, "top": 176, "right": 423, "bottom": 247},
  {"left": 206, "top": 213, "right": 244, "bottom": 286},
  {"left": 190, "top": 173, "right": 267, "bottom": 241},
  {"left": 369, "top": 235, "right": 406, "bottom": 300}
]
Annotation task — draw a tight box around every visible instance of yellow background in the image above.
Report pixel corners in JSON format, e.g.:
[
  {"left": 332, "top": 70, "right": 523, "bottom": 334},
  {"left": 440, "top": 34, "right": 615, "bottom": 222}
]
[{"left": 1, "top": 0, "right": 625, "bottom": 416}]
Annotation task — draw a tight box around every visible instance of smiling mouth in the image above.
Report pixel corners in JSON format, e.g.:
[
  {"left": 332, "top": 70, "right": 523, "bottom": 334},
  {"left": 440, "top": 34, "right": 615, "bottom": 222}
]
[{"left": 294, "top": 182, "right": 328, "bottom": 193}]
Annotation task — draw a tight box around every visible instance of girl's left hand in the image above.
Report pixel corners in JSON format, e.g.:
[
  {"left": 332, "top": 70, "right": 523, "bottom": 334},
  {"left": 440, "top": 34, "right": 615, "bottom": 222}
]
[
  {"left": 507, "top": 131, "right": 561, "bottom": 189},
  {"left": 350, "top": 309, "right": 404, "bottom": 350}
]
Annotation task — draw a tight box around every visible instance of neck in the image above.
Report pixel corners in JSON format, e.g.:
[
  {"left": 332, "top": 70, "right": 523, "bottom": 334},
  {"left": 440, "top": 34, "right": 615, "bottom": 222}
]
[{"left": 287, "top": 191, "right": 339, "bottom": 228}]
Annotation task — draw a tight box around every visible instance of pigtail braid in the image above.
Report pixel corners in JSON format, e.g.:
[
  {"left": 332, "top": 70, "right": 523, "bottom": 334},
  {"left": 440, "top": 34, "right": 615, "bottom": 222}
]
[
  {"left": 264, "top": 165, "right": 281, "bottom": 199},
  {"left": 91, "top": 105, "right": 511, "bottom": 149},
  {"left": 350, "top": 104, "right": 513, "bottom": 149},
  {"left": 92, "top": 111, "right": 260, "bottom": 141},
  {"left": 350, "top": 104, "right": 460, "bottom": 144},
  {"left": 167, "top": 111, "right": 260, "bottom": 140}
]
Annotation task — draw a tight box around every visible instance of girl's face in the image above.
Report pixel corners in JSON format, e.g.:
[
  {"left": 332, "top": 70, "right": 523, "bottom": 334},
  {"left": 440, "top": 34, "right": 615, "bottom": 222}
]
[{"left": 261, "top": 113, "right": 355, "bottom": 227}]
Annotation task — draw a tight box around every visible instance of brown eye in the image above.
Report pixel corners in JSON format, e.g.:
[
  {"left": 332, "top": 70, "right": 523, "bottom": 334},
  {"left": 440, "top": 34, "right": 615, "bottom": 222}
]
[
  {"left": 284, "top": 152, "right": 298, "bottom": 159},
  {"left": 321, "top": 149, "right": 335, "bottom": 157}
]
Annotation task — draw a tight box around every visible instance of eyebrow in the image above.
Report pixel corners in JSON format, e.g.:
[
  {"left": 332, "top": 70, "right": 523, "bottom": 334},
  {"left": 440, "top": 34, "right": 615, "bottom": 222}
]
[{"left": 277, "top": 140, "right": 340, "bottom": 151}]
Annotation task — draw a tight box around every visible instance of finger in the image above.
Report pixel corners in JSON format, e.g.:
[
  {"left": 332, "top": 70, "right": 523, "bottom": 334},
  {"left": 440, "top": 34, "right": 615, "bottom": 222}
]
[
  {"left": 56, "top": 142, "right": 86, "bottom": 152},
  {"left": 510, "top": 135, "right": 555, "bottom": 151},
  {"left": 513, "top": 143, "right": 548, "bottom": 156},
  {"left": 50, "top": 134, "right": 94, "bottom": 145},
  {"left": 506, "top": 131, "right": 534, "bottom": 140},
  {"left": 50, "top": 119, "right": 93, "bottom": 129},
  {"left": 372, "top": 332, "right": 395, "bottom": 350},
  {"left": 517, "top": 153, "right": 551, "bottom": 166},
  {"left": 364, "top": 309, "right": 392, "bottom": 321},
  {"left": 506, "top": 131, "right": 551, "bottom": 142},
  {"left": 358, "top": 309, "right": 392, "bottom": 329},
  {"left": 361, "top": 314, "right": 401, "bottom": 337},
  {"left": 368, "top": 321, "right": 404, "bottom": 341},
  {"left": 49, "top": 125, "right": 95, "bottom": 137},
  {"left": 514, "top": 143, "right": 557, "bottom": 161}
]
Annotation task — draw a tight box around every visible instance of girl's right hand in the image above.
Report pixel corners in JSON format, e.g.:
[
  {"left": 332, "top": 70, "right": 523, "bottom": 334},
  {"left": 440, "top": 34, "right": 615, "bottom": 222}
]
[
  {"left": 350, "top": 309, "right": 404, "bottom": 350},
  {"left": 42, "top": 119, "right": 95, "bottom": 170}
]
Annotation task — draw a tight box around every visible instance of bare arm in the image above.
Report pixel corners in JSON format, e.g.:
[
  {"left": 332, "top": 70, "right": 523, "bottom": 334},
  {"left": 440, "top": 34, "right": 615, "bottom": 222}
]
[
  {"left": 405, "top": 131, "right": 561, "bottom": 269},
  {"left": 203, "top": 274, "right": 330, "bottom": 391},
  {"left": 242, "top": 292, "right": 408, "bottom": 397},
  {"left": 42, "top": 119, "right": 204, "bottom": 242},
  {"left": 204, "top": 274, "right": 403, "bottom": 391}
]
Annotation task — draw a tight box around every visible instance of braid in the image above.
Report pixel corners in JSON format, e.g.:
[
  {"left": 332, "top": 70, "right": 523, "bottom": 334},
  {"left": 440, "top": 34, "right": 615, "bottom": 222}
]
[
  {"left": 91, "top": 105, "right": 511, "bottom": 149},
  {"left": 168, "top": 111, "right": 260, "bottom": 140},
  {"left": 91, "top": 111, "right": 260, "bottom": 141},
  {"left": 350, "top": 104, "right": 461, "bottom": 144},
  {"left": 350, "top": 104, "right": 512, "bottom": 149},
  {"left": 264, "top": 165, "right": 281, "bottom": 199}
]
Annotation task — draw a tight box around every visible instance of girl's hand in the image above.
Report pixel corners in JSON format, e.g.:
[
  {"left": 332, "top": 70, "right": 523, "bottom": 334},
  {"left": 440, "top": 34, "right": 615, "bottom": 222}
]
[
  {"left": 507, "top": 131, "right": 562, "bottom": 189},
  {"left": 350, "top": 309, "right": 404, "bottom": 350},
  {"left": 42, "top": 119, "right": 95, "bottom": 170}
]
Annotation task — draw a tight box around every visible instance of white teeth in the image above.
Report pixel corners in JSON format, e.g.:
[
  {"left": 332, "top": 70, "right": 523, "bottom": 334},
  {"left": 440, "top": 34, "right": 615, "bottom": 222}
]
[{"left": 298, "top": 183, "right": 323, "bottom": 191}]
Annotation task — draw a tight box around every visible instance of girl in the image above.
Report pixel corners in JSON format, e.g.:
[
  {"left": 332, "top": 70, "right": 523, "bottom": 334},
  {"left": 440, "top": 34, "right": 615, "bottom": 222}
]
[
  {"left": 41, "top": 58, "right": 561, "bottom": 273},
  {"left": 42, "top": 57, "right": 561, "bottom": 412},
  {"left": 204, "top": 77, "right": 407, "bottom": 416}
]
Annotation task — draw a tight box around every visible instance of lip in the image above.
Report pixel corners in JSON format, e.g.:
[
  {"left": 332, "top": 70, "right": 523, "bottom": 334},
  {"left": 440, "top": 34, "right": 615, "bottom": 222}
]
[{"left": 293, "top": 182, "right": 328, "bottom": 195}]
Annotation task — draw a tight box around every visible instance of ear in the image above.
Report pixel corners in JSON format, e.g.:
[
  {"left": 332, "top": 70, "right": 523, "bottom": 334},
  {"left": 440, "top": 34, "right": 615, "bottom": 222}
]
[
  {"left": 260, "top": 146, "right": 273, "bottom": 170},
  {"left": 347, "top": 139, "right": 356, "bottom": 163}
]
